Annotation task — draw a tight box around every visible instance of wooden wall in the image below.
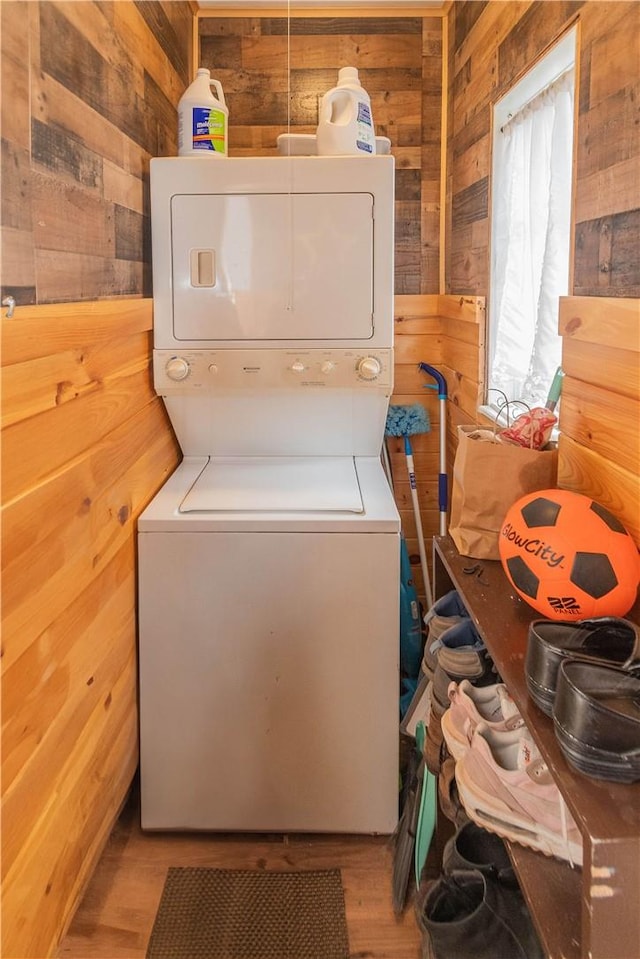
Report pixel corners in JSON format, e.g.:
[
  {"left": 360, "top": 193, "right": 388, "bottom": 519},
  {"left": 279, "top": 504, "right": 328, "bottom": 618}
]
[
  {"left": 390, "top": 293, "right": 485, "bottom": 598},
  {"left": 445, "top": 0, "right": 640, "bottom": 297},
  {"left": 0, "top": 0, "right": 192, "bottom": 306},
  {"left": 1, "top": 3, "right": 187, "bottom": 957},
  {"left": 558, "top": 296, "right": 640, "bottom": 545},
  {"left": 1, "top": 301, "right": 181, "bottom": 959},
  {"left": 198, "top": 13, "right": 442, "bottom": 294}
]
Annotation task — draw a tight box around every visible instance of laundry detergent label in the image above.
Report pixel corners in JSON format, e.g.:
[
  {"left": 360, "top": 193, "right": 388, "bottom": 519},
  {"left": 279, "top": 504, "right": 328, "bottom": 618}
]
[
  {"left": 357, "top": 102, "right": 373, "bottom": 127},
  {"left": 192, "top": 107, "right": 226, "bottom": 153},
  {"left": 356, "top": 101, "right": 374, "bottom": 153}
]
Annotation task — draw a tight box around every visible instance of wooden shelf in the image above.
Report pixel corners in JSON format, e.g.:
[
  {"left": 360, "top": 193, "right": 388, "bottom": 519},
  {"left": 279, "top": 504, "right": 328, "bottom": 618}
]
[{"left": 433, "top": 535, "right": 640, "bottom": 959}]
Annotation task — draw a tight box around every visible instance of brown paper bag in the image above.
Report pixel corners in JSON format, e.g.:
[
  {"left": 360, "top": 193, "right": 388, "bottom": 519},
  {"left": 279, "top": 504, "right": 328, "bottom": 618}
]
[{"left": 449, "top": 425, "right": 558, "bottom": 560}]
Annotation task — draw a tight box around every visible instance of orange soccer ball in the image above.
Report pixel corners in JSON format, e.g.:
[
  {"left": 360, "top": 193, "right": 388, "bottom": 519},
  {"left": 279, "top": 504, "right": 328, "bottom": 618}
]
[{"left": 499, "top": 489, "right": 640, "bottom": 621}]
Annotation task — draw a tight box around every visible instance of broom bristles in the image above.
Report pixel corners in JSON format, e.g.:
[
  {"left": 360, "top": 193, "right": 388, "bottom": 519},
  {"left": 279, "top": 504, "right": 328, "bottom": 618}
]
[{"left": 385, "top": 403, "right": 430, "bottom": 437}]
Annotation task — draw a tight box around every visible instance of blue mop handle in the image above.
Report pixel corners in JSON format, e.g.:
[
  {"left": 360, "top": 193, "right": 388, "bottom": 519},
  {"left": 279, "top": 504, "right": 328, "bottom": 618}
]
[
  {"left": 419, "top": 363, "right": 448, "bottom": 526},
  {"left": 419, "top": 363, "right": 447, "bottom": 400}
]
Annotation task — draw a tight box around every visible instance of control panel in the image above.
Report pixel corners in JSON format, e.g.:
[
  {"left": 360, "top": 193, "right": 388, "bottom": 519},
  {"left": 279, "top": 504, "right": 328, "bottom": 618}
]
[{"left": 153, "top": 349, "right": 393, "bottom": 393}]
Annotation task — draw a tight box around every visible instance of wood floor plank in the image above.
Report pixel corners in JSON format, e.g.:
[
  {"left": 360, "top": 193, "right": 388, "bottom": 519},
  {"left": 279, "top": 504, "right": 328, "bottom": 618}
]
[{"left": 56, "top": 787, "right": 423, "bottom": 959}]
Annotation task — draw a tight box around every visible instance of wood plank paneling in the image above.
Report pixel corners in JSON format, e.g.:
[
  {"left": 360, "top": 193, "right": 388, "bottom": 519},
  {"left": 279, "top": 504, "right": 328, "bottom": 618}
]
[
  {"left": 389, "top": 293, "right": 485, "bottom": 599},
  {"left": 198, "top": 14, "right": 442, "bottom": 294},
  {"left": 557, "top": 295, "right": 640, "bottom": 547},
  {"left": 1, "top": 299, "right": 181, "bottom": 959},
  {"left": 445, "top": 0, "right": 640, "bottom": 297},
  {"left": 0, "top": 0, "right": 192, "bottom": 306}
]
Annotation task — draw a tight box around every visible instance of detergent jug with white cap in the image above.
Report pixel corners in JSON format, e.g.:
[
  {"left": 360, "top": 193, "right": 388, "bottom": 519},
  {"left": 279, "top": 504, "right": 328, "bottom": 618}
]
[
  {"left": 178, "top": 68, "right": 228, "bottom": 156},
  {"left": 316, "top": 67, "right": 376, "bottom": 157}
]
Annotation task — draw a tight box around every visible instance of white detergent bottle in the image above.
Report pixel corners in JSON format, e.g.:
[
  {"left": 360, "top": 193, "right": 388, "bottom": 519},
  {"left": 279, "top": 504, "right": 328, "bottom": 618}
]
[
  {"left": 316, "top": 66, "right": 376, "bottom": 157},
  {"left": 178, "top": 68, "right": 228, "bottom": 157}
]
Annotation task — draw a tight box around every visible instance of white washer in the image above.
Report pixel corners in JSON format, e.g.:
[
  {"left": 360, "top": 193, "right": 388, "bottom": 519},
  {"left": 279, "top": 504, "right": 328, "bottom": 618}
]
[{"left": 139, "top": 156, "right": 400, "bottom": 833}]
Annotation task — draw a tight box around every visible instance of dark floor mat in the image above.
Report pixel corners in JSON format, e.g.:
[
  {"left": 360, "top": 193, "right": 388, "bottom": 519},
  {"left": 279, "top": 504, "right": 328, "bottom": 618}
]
[{"left": 146, "top": 866, "right": 350, "bottom": 959}]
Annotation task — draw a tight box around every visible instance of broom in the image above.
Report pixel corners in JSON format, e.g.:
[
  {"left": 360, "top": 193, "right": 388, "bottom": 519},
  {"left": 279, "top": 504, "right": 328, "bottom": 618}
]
[{"left": 385, "top": 403, "right": 433, "bottom": 609}]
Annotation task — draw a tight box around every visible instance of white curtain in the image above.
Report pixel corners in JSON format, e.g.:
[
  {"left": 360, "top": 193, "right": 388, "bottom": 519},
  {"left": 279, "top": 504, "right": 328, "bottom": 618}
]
[{"left": 490, "top": 69, "right": 574, "bottom": 410}]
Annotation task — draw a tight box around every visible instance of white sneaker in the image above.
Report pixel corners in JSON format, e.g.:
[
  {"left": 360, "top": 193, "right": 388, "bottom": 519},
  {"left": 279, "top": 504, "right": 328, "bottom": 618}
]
[
  {"left": 455, "top": 723, "right": 583, "bottom": 865},
  {"left": 441, "top": 680, "right": 523, "bottom": 761}
]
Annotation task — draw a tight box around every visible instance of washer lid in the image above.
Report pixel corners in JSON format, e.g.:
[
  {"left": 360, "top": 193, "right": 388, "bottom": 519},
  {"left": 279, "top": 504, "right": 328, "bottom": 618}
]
[{"left": 179, "top": 456, "right": 364, "bottom": 513}]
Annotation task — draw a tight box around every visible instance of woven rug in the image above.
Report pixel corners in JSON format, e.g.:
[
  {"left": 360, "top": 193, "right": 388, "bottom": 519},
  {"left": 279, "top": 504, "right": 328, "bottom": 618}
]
[{"left": 146, "top": 867, "right": 350, "bottom": 959}]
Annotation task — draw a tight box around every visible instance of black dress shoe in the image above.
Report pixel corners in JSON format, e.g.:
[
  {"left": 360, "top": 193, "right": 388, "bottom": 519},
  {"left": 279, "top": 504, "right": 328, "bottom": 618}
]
[
  {"left": 553, "top": 660, "right": 640, "bottom": 783},
  {"left": 525, "top": 617, "right": 640, "bottom": 716}
]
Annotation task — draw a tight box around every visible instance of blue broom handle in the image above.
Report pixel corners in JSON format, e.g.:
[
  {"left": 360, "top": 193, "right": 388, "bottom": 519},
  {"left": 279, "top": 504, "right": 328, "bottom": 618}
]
[
  {"left": 418, "top": 362, "right": 447, "bottom": 400},
  {"left": 419, "top": 363, "right": 448, "bottom": 535}
]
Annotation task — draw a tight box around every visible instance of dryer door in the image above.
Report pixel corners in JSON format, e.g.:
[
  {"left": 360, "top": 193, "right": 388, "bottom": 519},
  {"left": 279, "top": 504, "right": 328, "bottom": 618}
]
[{"left": 170, "top": 192, "right": 373, "bottom": 341}]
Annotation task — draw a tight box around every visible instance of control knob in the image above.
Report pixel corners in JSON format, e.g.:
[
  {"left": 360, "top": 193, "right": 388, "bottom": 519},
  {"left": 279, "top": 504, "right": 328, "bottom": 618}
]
[
  {"left": 165, "top": 357, "right": 190, "bottom": 381},
  {"left": 357, "top": 356, "right": 382, "bottom": 381},
  {"left": 289, "top": 361, "right": 306, "bottom": 373}
]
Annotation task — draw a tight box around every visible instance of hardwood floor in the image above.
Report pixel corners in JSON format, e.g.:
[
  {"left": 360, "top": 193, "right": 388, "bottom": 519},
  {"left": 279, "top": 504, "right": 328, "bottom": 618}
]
[{"left": 56, "top": 783, "right": 424, "bottom": 959}]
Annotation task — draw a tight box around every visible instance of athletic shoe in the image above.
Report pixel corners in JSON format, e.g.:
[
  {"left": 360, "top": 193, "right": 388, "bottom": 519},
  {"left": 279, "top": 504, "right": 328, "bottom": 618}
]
[
  {"left": 435, "top": 620, "right": 499, "bottom": 687},
  {"left": 441, "top": 681, "right": 523, "bottom": 761},
  {"left": 422, "top": 590, "right": 469, "bottom": 681},
  {"left": 455, "top": 723, "right": 583, "bottom": 865}
]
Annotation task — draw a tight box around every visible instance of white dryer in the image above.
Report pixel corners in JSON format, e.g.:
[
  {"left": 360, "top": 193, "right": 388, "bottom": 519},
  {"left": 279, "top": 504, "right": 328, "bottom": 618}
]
[{"left": 138, "top": 156, "right": 400, "bottom": 833}]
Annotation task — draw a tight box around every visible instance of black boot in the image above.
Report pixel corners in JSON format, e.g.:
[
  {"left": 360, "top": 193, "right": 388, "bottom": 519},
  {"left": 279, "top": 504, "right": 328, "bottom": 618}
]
[{"left": 416, "top": 869, "right": 544, "bottom": 959}]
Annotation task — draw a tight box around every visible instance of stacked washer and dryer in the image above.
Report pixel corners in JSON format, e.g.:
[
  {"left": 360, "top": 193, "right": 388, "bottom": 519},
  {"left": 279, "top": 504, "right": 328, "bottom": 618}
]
[{"left": 138, "top": 154, "right": 401, "bottom": 834}]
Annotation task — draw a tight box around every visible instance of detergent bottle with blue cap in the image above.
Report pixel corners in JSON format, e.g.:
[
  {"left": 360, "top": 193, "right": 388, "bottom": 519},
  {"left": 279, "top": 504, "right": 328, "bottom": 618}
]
[
  {"left": 316, "top": 67, "right": 376, "bottom": 157},
  {"left": 178, "top": 68, "right": 228, "bottom": 156}
]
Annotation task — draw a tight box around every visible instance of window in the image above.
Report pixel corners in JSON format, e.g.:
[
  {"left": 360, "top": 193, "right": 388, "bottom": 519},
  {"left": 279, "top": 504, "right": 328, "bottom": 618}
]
[{"left": 485, "top": 28, "right": 577, "bottom": 419}]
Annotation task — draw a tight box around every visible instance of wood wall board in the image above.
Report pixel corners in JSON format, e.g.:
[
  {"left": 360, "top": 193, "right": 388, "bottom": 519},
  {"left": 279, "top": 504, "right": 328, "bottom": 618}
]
[
  {"left": 1, "top": 225, "right": 36, "bottom": 297},
  {"left": 2, "top": 545, "right": 134, "bottom": 792},
  {"left": 497, "top": 1, "right": 583, "bottom": 91},
  {"left": 1, "top": 298, "right": 153, "bottom": 366},
  {"left": 385, "top": 427, "right": 439, "bottom": 459},
  {"left": 1, "top": 139, "right": 32, "bottom": 235},
  {"left": 198, "top": 15, "right": 441, "bottom": 295},
  {"left": 2, "top": 585, "right": 136, "bottom": 879},
  {"left": 102, "top": 160, "right": 147, "bottom": 216},
  {"left": 562, "top": 338, "right": 640, "bottom": 401},
  {"left": 574, "top": 209, "right": 640, "bottom": 297},
  {"left": 1, "top": 1, "right": 191, "bottom": 306},
  {"left": 394, "top": 332, "right": 443, "bottom": 365},
  {"left": 32, "top": 72, "right": 129, "bottom": 177},
  {"left": 392, "top": 477, "right": 439, "bottom": 513},
  {"left": 1, "top": 330, "right": 150, "bottom": 429},
  {"left": 393, "top": 362, "right": 446, "bottom": 395},
  {"left": 1, "top": 296, "right": 180, "bottom": 958},
  {"left": 2, "top": 654, "right": 138, "bottom": 959},
  {"left": 558, "top": 434, "right": 640, "bottom": 545},
  {"left": 2, "top": 406, "right": 178, "bottom": 668},
  {"left": 438, "top": 293, "right": 485, "bottom": 323},
  {"left": 558, "top": 295, "right": 640, "bottom": 351},
  {"left": 577, "top": 83, "right": 639, "bottom": 180},
  {"left": 439, "top": 314, "right": 482, "bottom": 349},
  {"left": 30, "top": 170, "right": 114, "bottom": 257},
  {"left": 560, "top": 377, "right": 639, "bottom": 477},
  {"left": 2, "top": 403, "right": 176, "bottom": 586},
  {"left": 33, "top": 249, "right": 145, "bottom": 305},
  {"left": 439, "top": 363, "right": 482, "bottom": 424},
  {"left": 574, "top": 156, "right": 639, "bottom": 225},
  {"left": 2, "top": 361, "right": 151, "bottom": 503},
  {"left": 130, "top": 0, "right": 190, "bottom": 86},
  {"left": 0, "top": 2, "right": 31, "bottom": 150},
  {"left": 446, "top": 0, "right": 640, "bottom": 300},
  {"left": 395, "top": 293, "right": 439, "bottom": 317}
]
